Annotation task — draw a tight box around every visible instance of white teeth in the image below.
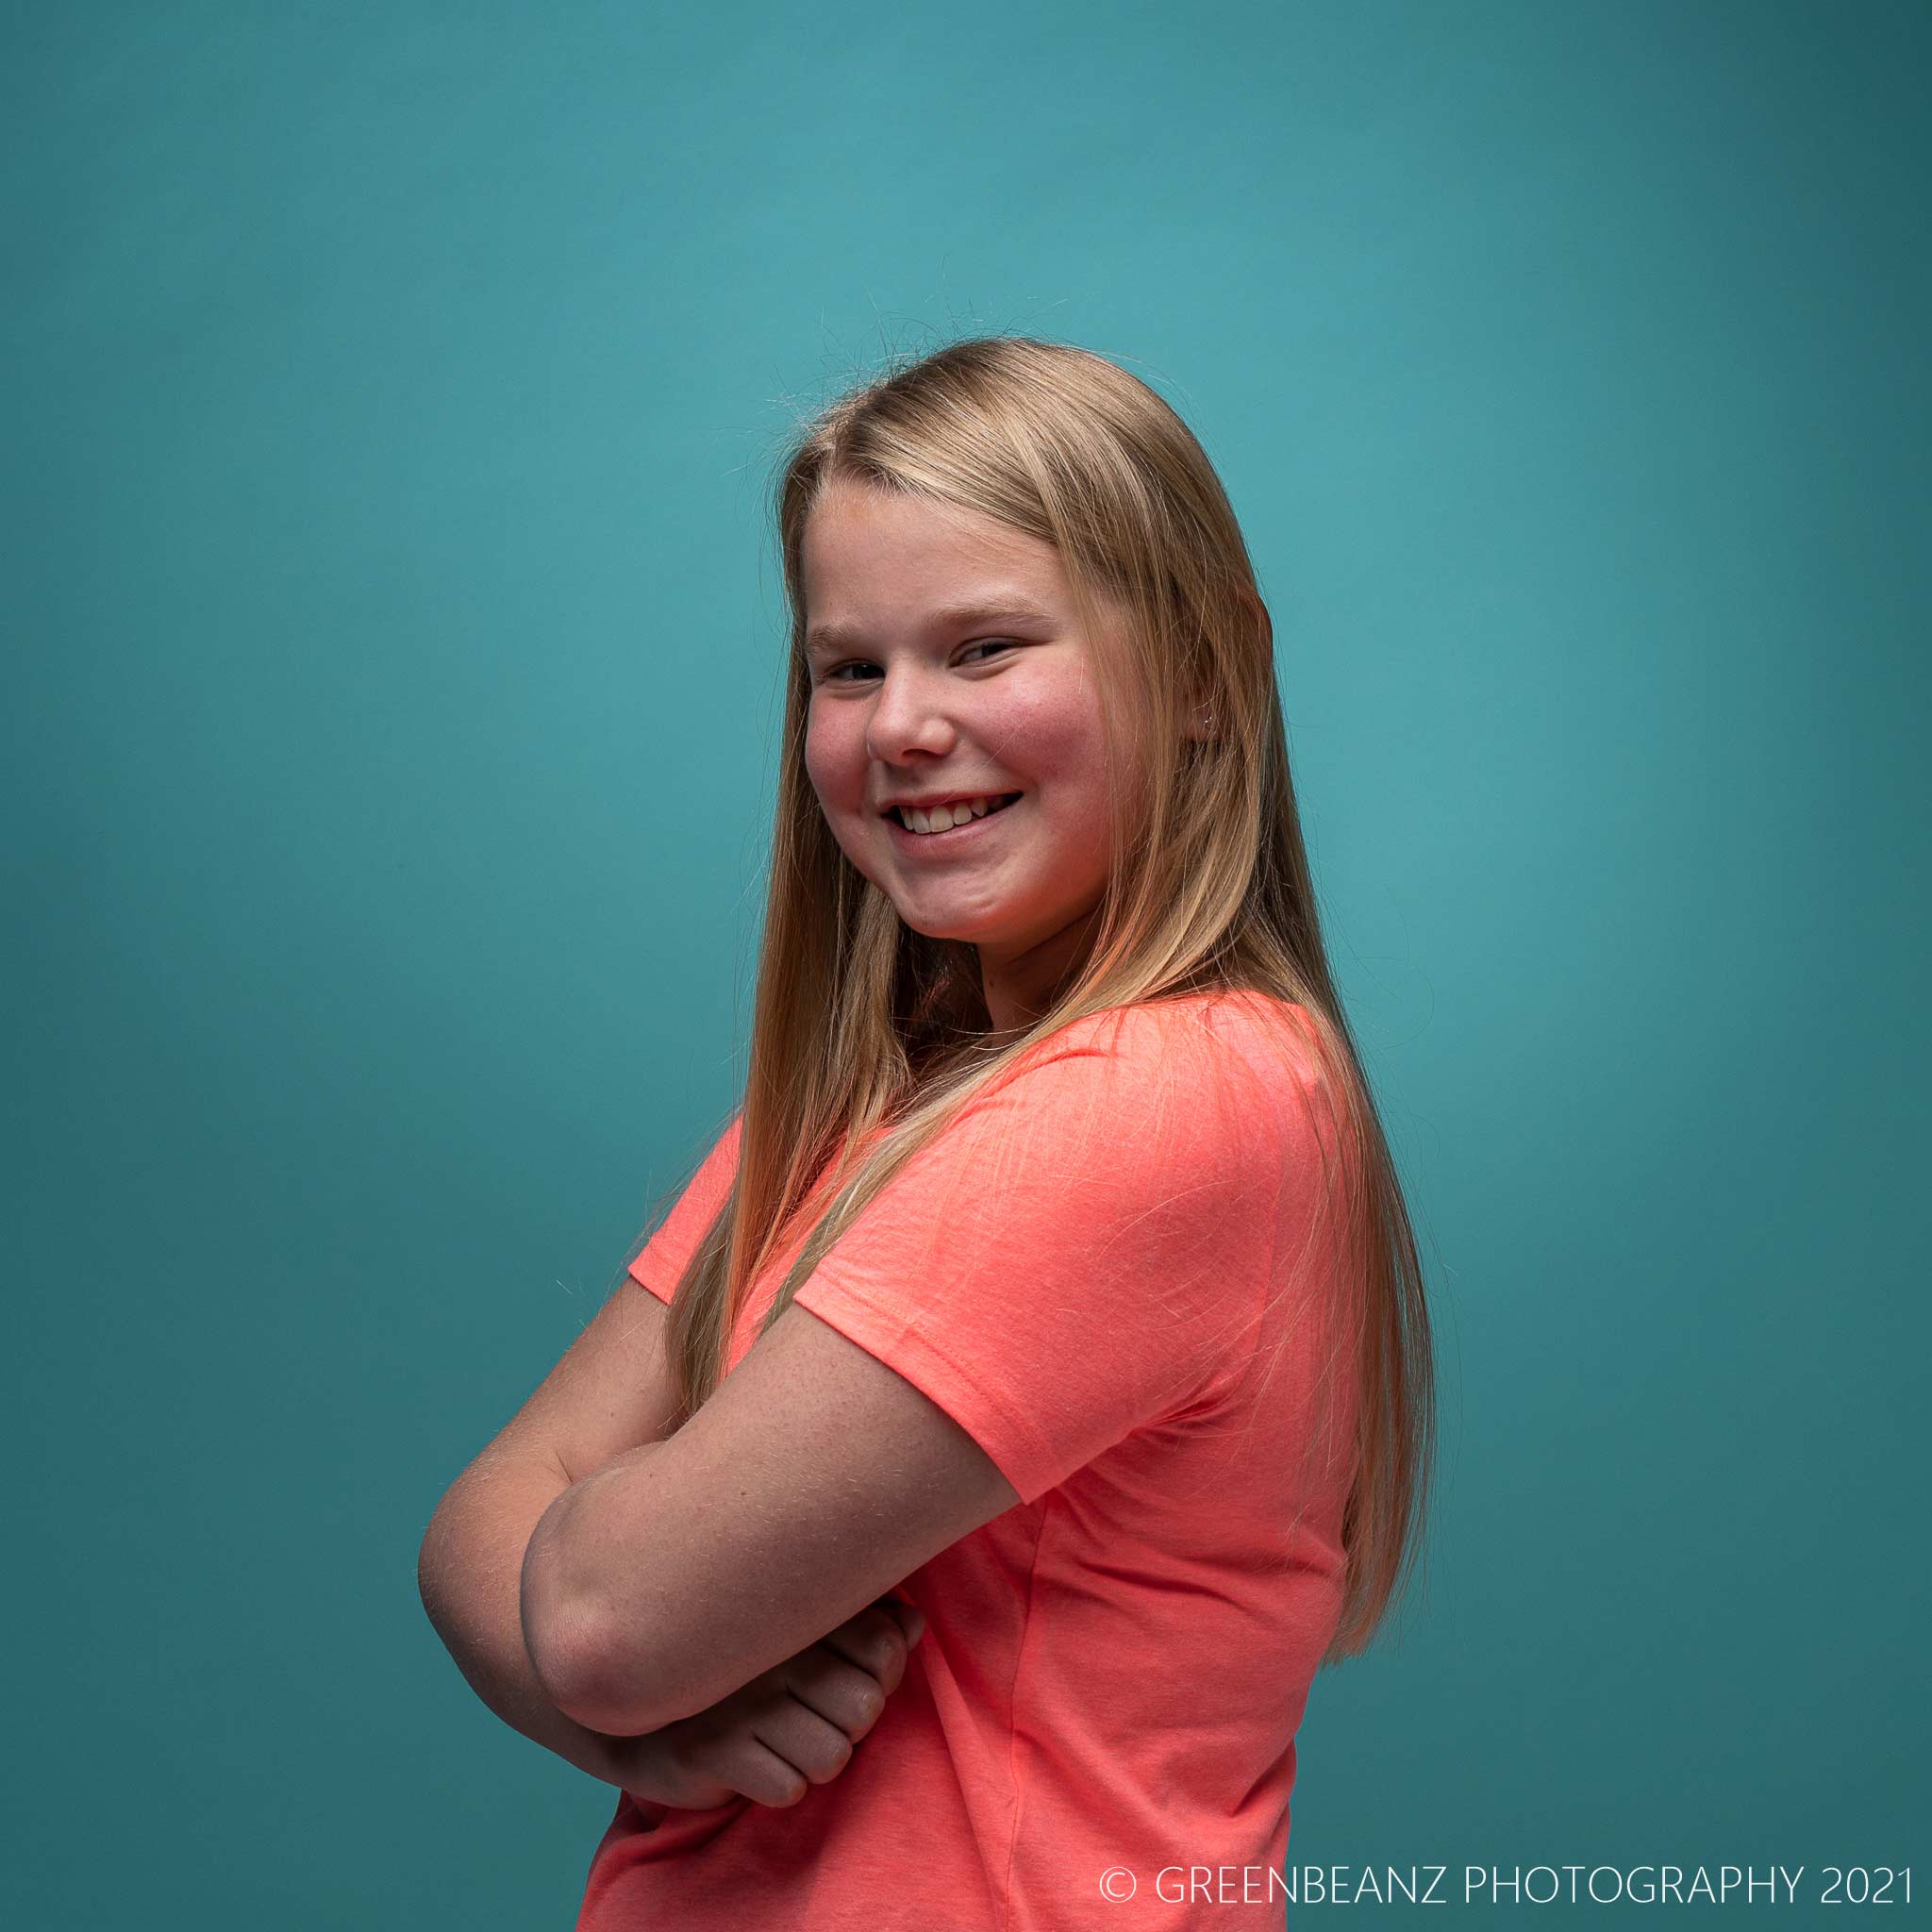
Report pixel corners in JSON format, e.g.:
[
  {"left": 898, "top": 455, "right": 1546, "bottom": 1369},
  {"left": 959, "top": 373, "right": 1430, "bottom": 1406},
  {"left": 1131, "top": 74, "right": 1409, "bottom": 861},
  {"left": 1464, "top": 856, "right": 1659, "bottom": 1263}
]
[{"left": 898, "top": 793, "right": 1011, "bottom": 834}]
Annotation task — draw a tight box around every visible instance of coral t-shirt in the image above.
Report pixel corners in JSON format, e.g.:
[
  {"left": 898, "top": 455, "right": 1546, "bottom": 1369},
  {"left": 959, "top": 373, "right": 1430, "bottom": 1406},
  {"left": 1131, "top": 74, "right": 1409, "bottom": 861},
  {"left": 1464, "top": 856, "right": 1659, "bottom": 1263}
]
[{"left": 575, "top": 991, "right": 1361, "bottom": 1931}]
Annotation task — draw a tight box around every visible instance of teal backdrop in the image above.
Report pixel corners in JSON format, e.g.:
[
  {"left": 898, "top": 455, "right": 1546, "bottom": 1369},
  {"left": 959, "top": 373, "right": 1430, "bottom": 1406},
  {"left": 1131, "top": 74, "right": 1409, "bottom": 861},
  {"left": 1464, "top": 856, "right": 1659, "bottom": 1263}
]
[{"left": 5, "top": 2, "right": 1924, "bottom": 1924}]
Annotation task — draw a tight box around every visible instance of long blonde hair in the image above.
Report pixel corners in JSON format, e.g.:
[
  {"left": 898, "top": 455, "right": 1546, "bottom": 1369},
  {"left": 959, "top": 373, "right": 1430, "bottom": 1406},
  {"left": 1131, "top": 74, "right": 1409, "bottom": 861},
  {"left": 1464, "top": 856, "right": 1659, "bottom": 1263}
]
[{"left": 644, "top": 334, "right": 1434, "bottom": 1660}]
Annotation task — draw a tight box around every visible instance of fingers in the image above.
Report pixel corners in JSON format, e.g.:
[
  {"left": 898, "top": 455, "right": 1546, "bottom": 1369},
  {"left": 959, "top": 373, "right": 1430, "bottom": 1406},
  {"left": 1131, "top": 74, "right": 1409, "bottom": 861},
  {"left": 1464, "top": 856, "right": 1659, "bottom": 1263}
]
[
  {"left": 638, "top": 1714, "right": 792, "bottom": 1812},
  {"left": 819, "top": 1600, "right": 921, "bottom": 1694},
  {"left": 746, "top": 1695, "right": 859, "bottom": 1793},
  {"left": 661, "top": 1669, "right": 857, "bottom": 1809},
  {"left": 648, "top": 1600, "right": 932, "bottom": 1814},
  {"left": 675, "top": 1600, "right": 930, "bottom": 1812},
  {"left": 784, "top": 1645, "right": 891, "bottom": 1741},
  {"left": 878, "top": 1593, "right": 928, "bottom": 1647},
  {"left": 700, "top": 1729, "right": 818, "bottom": 1808}
]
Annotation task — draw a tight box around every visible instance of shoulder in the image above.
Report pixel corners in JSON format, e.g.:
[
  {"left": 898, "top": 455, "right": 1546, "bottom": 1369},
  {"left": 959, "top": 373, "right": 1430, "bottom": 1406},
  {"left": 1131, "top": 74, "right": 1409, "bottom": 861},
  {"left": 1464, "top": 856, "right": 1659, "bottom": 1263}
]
[
  {"left": 992, "top": 992, "right": 1329, "bottom": 1184},
  {"left": 1022, "top": 991, "right": 1328, "bottom": 1103}
]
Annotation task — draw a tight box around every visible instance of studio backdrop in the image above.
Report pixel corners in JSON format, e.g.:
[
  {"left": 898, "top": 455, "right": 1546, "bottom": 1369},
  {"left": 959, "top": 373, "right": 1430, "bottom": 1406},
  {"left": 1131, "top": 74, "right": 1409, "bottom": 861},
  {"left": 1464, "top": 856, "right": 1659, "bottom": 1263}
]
[{"left": 4, "top": 2, "right": 1923, "bottom": 1925}]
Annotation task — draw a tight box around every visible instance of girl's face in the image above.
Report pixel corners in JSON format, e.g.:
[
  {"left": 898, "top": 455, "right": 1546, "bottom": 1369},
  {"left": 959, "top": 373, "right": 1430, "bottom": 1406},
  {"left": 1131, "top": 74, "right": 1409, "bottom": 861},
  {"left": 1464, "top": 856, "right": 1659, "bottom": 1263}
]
[{"left": 801, "top": 479, "right": 1127, "bottom": 1029}]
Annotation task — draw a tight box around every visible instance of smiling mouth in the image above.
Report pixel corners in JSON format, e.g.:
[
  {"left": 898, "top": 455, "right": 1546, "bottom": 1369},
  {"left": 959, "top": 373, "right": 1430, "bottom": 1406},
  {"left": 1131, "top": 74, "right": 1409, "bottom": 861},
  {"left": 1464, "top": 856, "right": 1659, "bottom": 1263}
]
[{"left": 887, "top": 791, "right": 1024, "bottom": 837}]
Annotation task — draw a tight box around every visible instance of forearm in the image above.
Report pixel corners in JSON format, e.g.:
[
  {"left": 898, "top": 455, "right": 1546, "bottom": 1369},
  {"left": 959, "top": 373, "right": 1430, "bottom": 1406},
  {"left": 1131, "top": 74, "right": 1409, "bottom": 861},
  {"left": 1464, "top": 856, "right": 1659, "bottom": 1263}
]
[{"left": 418, "top": 1454, "right": 636, "bottom": 1786}]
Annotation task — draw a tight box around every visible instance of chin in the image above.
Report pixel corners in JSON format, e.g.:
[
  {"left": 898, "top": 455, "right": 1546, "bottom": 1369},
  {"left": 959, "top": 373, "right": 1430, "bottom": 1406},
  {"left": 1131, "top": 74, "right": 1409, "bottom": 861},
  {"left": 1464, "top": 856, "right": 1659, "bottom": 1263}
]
[
  {"left": 891, "top": 908, "right": 983, "bottom": 942},
  {"left": 878, "top": 893, "right": 1004, "bottom": 941}
]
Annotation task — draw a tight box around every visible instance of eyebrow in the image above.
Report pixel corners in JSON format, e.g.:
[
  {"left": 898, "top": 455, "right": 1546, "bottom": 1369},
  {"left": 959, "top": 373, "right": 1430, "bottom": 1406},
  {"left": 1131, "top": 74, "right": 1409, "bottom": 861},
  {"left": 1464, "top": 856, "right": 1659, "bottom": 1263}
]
[{"left": 803, "top": 599, "right": 1056, "bottom": 655}]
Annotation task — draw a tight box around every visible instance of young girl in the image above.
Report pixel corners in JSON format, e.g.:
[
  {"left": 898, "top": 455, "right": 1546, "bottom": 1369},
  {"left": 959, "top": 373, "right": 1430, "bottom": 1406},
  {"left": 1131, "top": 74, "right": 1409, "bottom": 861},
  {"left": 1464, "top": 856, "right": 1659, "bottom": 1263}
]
[{"left": 421, "top": 336, "right": 1434, "bottom": 1929}]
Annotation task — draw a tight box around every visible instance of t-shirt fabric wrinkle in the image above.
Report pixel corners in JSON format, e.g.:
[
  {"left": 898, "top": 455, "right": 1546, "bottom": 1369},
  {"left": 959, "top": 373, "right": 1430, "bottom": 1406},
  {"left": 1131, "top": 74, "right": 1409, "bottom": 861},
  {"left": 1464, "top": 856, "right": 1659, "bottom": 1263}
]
[{"left": 575, "top": 991, "right": 1360, "bottom": 1932}]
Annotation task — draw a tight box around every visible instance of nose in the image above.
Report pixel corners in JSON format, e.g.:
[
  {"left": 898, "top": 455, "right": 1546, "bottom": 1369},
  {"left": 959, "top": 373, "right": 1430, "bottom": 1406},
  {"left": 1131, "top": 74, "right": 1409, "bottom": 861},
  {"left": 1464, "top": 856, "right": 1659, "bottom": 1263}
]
[{"left": 864, "top": 665, "right": 959, "bottom": 764}]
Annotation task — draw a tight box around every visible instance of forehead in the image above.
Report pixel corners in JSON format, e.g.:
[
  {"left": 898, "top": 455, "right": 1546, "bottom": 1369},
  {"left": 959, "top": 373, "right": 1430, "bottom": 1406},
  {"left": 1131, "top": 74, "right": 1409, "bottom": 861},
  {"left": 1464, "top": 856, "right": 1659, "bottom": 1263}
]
[{"left": 801, "top": 482, "right": 1067, "bottom": 643}]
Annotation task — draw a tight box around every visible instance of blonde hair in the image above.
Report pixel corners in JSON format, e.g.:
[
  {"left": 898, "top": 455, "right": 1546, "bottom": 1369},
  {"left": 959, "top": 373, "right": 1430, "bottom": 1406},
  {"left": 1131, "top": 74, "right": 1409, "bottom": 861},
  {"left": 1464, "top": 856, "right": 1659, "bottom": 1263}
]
[{"left": 642, "top": 335, "right": 1434, "bottom": 1661}]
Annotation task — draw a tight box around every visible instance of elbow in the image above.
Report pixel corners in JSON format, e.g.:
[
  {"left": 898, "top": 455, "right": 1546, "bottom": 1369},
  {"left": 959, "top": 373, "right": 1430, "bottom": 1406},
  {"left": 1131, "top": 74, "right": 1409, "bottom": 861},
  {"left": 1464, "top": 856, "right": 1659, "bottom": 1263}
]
[
  {"left": 527, "top": 1585, "right": 707, "bottom": 1734},
  {"left": 519, "top": 1552, "right": 608, "bottom": 1723},
  {"left": 517, "top": 1485, "right": 698, "bottom": 1734},
  {"left": 553, "top": 1669, "right": 675, "bottom": 1738},
  {"left": 520, "top": 1547, "right": 674, "bottom": 1735},
  {"left": 531, "top": 1609, "right": 680, "bottom": 1735}
]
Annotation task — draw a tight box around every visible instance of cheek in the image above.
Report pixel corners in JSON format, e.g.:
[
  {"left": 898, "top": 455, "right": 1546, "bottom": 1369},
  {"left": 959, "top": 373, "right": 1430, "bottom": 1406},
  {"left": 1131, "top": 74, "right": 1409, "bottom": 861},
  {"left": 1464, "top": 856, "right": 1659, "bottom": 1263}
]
[
  {"left": 1008, "top": 700, "right": 1111, "bottom": 808},
  {"left": 803, "top": 709, "right": 858, "bottom": 808},
  {"left": 997, "top": 658, "right": 1110, "bottom": 779}
]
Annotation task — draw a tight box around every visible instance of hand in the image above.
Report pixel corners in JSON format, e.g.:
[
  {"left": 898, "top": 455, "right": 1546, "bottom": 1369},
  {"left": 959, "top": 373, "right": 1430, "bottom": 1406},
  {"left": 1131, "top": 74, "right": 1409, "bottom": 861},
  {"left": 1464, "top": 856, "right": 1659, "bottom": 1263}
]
[{"left": 605, "top": 1594, "right": 927, "bottom": 1811}]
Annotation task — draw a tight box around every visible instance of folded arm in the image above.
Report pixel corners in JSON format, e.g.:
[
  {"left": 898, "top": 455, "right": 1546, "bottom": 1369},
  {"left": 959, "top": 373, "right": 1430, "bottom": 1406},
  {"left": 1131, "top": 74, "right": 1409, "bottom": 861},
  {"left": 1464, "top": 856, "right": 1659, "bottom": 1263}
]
[{"left": 520, "top": 1300, "right": 1020, "bottom": 1734}]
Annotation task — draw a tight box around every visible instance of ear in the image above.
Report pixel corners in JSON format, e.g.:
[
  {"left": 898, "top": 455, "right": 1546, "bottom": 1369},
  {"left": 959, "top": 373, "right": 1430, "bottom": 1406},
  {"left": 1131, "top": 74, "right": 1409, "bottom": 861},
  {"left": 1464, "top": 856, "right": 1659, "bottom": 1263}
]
[
  {"left": 1178, "top": 657, "right": 1221, "bottom": 744},
  {"left": 1176, "top": 638, "right": 1216, "bottom": 747},
  {"left": 1178, "top": 593, "right": 1270, "bottom": 743}
]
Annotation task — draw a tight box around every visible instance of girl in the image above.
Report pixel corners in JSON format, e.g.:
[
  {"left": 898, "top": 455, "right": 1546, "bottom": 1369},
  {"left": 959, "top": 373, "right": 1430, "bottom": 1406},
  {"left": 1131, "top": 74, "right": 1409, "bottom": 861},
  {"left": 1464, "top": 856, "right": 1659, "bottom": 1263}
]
[{"left": 421, "top": 335, "right": 1434, "bottom": 1929}]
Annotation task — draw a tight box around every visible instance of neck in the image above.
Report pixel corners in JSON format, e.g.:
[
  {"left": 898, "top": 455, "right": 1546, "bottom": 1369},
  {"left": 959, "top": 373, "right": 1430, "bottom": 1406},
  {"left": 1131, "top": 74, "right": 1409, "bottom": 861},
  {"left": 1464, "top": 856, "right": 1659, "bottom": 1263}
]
[{"left": 978, "top": 901, "right": 1106, "bottom": 1040}]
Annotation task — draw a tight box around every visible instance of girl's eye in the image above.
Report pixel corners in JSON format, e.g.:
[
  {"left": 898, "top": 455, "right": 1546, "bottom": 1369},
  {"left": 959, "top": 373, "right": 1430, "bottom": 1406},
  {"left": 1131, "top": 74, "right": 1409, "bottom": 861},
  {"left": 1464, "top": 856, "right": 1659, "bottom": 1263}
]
[{"left": 813, "top": 640, "right": 1014, "bottom": 685}]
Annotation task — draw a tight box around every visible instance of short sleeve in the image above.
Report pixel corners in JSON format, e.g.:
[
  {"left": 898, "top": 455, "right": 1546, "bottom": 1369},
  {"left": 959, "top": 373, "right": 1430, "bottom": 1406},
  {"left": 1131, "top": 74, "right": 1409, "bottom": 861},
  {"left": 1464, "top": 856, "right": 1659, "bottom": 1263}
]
[
  {"left": 791, "top": 1008, "right": 1301, "bottom": 1506},
  {"left": 627, "top": 1111, "right": 743, "bottom": 1305}
]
